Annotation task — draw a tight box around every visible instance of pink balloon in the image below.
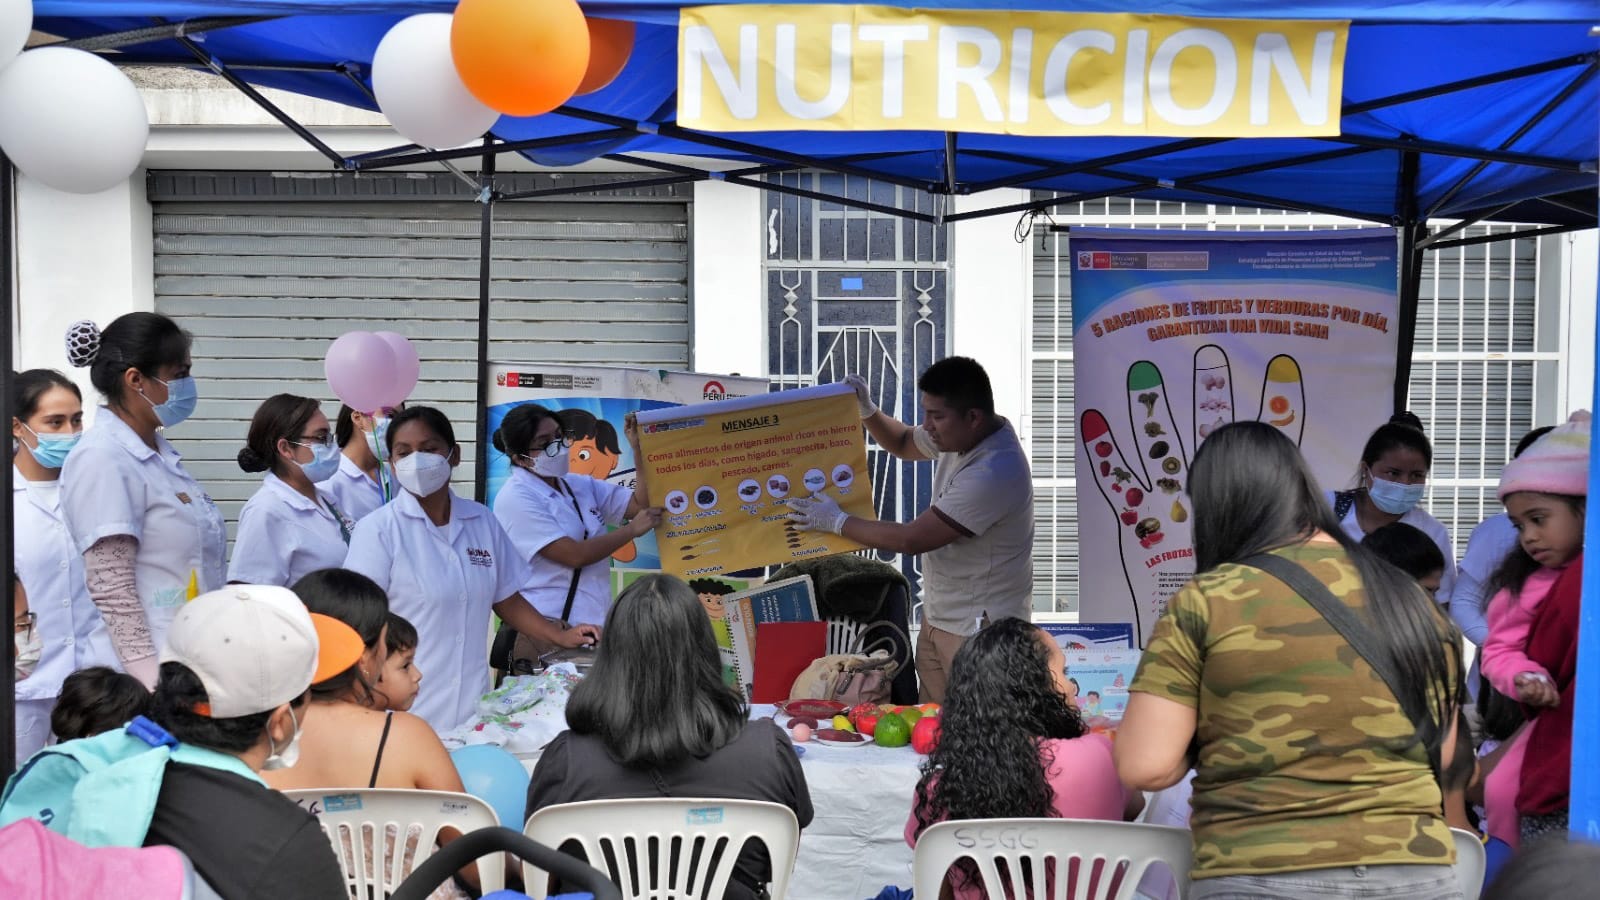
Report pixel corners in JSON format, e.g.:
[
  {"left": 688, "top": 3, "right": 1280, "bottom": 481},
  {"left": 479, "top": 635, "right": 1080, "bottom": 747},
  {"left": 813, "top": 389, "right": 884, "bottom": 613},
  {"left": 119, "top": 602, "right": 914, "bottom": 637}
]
[
  {"left": 373, "top": 331, "right": 420, "bottom": 407},
  {"left": 325, "top": 331, "right": 397, "bottom": 414}
]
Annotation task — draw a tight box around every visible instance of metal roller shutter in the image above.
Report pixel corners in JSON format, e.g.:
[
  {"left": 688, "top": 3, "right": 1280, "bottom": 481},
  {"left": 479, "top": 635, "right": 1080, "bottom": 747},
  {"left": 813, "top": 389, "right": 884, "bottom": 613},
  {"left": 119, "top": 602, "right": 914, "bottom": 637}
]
[{"left": 148, "top": 170, "right": 691, "bottom": 538}]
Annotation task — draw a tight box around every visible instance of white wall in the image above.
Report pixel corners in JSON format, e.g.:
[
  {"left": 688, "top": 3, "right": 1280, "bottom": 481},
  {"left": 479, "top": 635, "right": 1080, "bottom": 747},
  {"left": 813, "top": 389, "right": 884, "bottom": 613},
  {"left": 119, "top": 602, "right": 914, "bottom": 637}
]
[
  {"left": 1563, "top": 230, "right": 1599, "bottom": 416},
  {"left": 951, "top": 190, "right": 1031, "bottom": 432},
  {"left": 690, "top": 179, "right": 764, "bottom": 377}
]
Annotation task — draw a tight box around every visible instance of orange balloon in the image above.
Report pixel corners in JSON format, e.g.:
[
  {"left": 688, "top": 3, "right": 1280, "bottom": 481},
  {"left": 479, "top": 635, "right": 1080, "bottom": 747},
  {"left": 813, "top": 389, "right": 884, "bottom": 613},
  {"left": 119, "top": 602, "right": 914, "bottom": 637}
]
[
  {"left": 451, "top": 0, "right": 591, "bottom": 117},
  {"left": 575, "top": 17, "right": 635, "bottom": 96}
]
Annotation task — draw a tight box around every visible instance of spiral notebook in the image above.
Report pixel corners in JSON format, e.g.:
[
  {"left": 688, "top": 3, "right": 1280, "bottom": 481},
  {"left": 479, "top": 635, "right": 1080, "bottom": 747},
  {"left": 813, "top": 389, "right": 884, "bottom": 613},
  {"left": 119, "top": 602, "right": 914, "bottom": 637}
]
[{"left": 721, "top": 575, "right": 820, "bottom": 700}]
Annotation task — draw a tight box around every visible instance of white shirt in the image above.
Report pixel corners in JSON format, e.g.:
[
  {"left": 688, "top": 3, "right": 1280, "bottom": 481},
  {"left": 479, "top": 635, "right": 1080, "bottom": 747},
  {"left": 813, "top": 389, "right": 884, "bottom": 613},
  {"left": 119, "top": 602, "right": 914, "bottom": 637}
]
[
  {"left": 1329, "top": 489, "right": 1458, "bottom": 607},
  {"left": 492, "top": 468, "right": 631, "bottom": 627},
  {"left": 227, "top": 473, "right": 354, "bottom": 587},
  {"left": 1454, "top": 513, "right": 1518, "bottom": 702},
  {"left": 343, "top": 488, "right": 532, "bottom": 731},
  {"left": 324, "top": 453, "right": 387, "bottom": 524},
  {"left": 12, "top": 468, "right": 120, "bottom": 701},
  {"left": 60, "top": 409, "right": 227, "bottom": 648},
  {"left": 915, "top": 419, "right": 1035, "bottom": 635}
]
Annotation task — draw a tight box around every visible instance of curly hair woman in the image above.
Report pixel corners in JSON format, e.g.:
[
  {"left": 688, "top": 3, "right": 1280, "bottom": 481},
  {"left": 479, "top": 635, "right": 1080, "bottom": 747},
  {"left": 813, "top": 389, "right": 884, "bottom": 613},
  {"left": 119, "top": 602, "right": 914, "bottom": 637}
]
[{"left": 905, "top": 617, "right": 1141, "bottom": 898}]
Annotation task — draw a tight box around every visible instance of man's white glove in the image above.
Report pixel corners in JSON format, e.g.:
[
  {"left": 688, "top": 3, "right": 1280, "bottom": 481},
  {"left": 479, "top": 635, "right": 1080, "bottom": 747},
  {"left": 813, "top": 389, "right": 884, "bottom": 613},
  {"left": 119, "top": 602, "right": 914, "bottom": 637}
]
[
  {"left": 843, "top": 374, "right": 877, "bottom": 419},
  {"left": 787, "top": 493, "right": 849, "bottom": 535}
]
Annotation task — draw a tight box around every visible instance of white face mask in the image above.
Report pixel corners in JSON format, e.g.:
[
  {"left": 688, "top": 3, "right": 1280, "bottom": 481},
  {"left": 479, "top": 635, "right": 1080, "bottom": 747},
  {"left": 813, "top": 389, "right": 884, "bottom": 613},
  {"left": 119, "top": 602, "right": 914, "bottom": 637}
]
[
  {"left": 394, "top": 452, "right": 451, "bottom": 498},
  {"left": 363, "top": 416, "right": 391, "bottom": 463},
  {"left": 14, "top": 630, "right": 42, "bottom": 680},
  {"left": 530, "top": 449, "right": 569, "bottom": 478},
  {"left": 261, "top": 705, "right": 302, "bottom": 771}
]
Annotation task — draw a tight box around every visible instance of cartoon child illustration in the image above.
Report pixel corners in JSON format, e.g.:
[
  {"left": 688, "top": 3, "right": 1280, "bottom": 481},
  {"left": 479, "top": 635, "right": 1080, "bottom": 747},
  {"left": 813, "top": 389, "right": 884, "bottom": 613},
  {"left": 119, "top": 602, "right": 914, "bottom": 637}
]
[
  {"left": 557, "top": 408, "right": 637, "bottom": 563},
  {"left": 1083, "top": 690, "right": 1102, "bottom": 717},
  {"left": 689, "top": 578, "right": 739, "bottom": 687}
]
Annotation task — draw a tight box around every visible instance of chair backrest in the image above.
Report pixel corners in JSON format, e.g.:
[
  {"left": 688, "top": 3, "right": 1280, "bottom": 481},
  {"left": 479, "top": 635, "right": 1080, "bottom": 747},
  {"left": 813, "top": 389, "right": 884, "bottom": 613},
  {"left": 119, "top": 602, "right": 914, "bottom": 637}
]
[
  {"left": 283, "top": 788, "right": 505, "bottom": 898},
  {"left": 1451, "top": 828, "right": 1487, "bottom": 900},
  {"left": 912, "top": 818, "right": 1192, "bottom": 900},
  {"left": 826, "top": 616, "right": 865, "bottom": 655},
  {"left": 522, "top": 798, "right": 801, "bottom": 900}
]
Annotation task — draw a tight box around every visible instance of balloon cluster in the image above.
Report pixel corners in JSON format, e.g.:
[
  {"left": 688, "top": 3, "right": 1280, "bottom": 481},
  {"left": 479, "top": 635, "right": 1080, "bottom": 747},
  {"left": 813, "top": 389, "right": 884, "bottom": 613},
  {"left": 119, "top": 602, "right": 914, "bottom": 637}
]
[
  {"left": 372, "top": 1, "right": 636, "bottom": 149},
  {"left": 325, "top": 331, "right": 421, "bottom": 415},
  {"left": 0, "top": 2, "right": 151, "bottom": 194}
]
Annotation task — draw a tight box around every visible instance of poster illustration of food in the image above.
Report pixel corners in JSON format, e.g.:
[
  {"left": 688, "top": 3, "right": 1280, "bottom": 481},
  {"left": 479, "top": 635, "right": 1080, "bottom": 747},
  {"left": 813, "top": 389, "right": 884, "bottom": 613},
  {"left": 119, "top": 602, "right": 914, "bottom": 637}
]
[
  {"left": 486, "top": 364, "right": 768, "bottom": 572},
  {"left": 1071, "top": 229, "right": 1398, "bottom": 644},
  {"left": 635, "top": 383, "right": 875, "bottom": 577}
]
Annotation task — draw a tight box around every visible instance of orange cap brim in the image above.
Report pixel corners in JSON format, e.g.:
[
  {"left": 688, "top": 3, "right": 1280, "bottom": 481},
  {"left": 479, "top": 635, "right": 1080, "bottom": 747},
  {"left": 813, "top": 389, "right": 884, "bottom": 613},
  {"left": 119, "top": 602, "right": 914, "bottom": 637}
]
[{"left": 309, "top": 613, "right": 367, "bottom": 684}]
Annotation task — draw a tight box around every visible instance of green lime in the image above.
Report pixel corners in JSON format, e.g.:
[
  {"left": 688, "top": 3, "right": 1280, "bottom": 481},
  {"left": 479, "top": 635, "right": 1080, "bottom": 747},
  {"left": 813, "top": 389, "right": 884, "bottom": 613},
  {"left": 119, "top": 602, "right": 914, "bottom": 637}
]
[{"left": 874, "top": 712, "right": 911, "bottom": 748}]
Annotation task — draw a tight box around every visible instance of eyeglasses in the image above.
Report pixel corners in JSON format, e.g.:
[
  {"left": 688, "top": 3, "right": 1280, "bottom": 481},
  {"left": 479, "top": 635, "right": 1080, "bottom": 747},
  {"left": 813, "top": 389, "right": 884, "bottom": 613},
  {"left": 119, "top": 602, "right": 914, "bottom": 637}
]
[
  {"left": 527, "top": 435, "right": 574, "bottom": 458},
  {"left": 14, "top": 611, "right": 35, "bottom": 640},
  {"left": 293, "top": 434, "right": 337, "bottom": 453}
]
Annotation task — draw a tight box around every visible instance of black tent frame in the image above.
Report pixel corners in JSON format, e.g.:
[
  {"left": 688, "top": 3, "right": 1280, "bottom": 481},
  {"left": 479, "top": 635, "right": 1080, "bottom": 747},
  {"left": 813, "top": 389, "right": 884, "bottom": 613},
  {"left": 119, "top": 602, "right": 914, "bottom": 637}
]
[{"left": 2, "top": 15, "right": 1596, "bottom": 773}]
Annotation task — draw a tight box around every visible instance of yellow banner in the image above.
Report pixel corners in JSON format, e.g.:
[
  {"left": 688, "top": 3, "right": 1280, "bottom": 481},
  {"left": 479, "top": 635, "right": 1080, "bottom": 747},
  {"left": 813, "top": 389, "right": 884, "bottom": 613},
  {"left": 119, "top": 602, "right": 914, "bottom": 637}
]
[
  {"left": 636, "top": 384, "right": 874, "bottom": 578},
  {"left": 679, "top": 5, "right": 1347, "bottom": 137}
]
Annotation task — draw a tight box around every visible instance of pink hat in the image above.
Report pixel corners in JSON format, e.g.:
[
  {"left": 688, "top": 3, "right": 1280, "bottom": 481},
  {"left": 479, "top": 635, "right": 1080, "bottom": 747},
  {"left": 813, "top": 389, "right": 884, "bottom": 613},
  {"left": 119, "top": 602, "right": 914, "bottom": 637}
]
[{"left": 1498, "top": 410, "right": 1591, "bottom": 500}]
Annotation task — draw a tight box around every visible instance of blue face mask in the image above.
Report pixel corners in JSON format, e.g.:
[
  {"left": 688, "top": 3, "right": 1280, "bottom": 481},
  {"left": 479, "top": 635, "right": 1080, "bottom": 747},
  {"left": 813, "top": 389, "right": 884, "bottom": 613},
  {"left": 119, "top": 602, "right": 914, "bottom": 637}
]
[
  {"left": 142, "top": 376, "right": 198, "bottom": 429},
  {"left": 1367, "top": 472, "right": 1426, "bottom": 515},
  {"left": 19, "top": 424, "right": 81, "bottom": 469},
  {"left": 294, "top": 439, "right": 343, "bottom": 484}
]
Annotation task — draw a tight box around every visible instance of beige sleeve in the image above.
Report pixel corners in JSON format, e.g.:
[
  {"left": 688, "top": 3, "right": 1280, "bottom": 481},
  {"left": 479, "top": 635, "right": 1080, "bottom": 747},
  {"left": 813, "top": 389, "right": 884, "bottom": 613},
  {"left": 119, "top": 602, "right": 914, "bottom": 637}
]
[{"left": 82, "top": 534, "right": 157, "bottom": 666}]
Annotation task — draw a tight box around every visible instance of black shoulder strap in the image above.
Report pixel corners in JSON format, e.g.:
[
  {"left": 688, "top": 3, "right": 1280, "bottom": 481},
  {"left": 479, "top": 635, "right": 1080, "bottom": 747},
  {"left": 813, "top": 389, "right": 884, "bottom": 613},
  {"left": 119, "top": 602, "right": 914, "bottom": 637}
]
[
  {"left": 369, "top": 711, "right": 394, "bottom": 789},
  {"left": 553, "top": 479, "right": 585, "bottom": 624},
  {"left": 1242, "top": 553, "right": 1437, "bottom": 776}
]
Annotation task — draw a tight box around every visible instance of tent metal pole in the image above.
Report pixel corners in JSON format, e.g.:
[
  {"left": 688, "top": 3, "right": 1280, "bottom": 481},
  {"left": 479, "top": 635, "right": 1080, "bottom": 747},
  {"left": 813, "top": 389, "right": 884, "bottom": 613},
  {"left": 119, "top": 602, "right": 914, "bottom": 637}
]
[
  {"left": 2, "top": 151, "right": 15, "bottom": 778},
  {"left": 473, "top": 142, "right": 496, "bottom": 504},
  {"left": 1393, "top": 151, "right": 1424, "bottom": 417},
  {"left": 53, "top": 16, "right": 280, "bottom": 52},
  {"left": 1329, "top": 133, "right": 1592, "bottom": 174},
  {"left": 1422, "top": 61, "right": 1600, "bottom": 218},
  {"left": 498, "top": 172, "right": 710, "bottom": 201},
  {"left": 723, "top": 173, "right": 936, "bottom": 222},
  {"left": 966, "top": 138, "right": 1217, "bottom": 194},
  {"left": 1415, "top": 203, "right": 1521, "bottom": 250},
  {"left": 352, "top": 129, "right": 636, "bottom": 171},
  {"left": 1424, "top": 222, "right": 1590, "bottom": 250},
  {"left": 174, "top": 36, "right": 344, "bottom": 167},
  {"left": 942, "top": 133, "right": 959, "bottom": 194},
  {"left": 102, "top": 58, "right": 346, "bottom": 72}
]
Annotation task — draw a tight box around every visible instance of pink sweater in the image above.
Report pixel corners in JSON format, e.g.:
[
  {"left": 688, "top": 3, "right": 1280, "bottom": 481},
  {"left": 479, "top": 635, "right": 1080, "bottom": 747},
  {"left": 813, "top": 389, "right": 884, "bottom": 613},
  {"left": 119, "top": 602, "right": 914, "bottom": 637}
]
[{"left": 1481, "top": 566, "right": 1562, "bottom": 698}]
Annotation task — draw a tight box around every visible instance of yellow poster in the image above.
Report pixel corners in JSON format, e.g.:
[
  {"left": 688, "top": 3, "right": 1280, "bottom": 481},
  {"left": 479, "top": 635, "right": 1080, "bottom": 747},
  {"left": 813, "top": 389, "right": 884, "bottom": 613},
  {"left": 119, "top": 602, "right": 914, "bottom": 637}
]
[
  {"left": 679, "top": 5, "right": 1347, "bottom": 137},
  {"left": 636, "top": 383, "right": 874, "bottom": 577}
]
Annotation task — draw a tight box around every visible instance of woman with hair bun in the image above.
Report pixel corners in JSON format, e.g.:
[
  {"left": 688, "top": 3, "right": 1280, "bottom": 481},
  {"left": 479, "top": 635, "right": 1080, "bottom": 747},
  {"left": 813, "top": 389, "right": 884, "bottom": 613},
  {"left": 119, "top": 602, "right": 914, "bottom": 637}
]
[
  {"left": 227, "top": 394, "right": 354, "bottom": 587},
  {"left": 58, "top": 314, "right": 225, "bottom": 689}
]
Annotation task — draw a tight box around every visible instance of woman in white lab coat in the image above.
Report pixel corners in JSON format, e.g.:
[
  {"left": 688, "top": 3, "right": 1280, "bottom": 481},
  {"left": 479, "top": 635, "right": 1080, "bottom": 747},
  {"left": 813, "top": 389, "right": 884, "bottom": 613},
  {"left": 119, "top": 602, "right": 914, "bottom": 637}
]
[
  {"left": 343, "top": 406, "right": 599, "bottom": 730},
  {"left": 228, "top": 394, "right": 354, "bottom": 587},
  {"left": 325, "top": 403, "right": 402, "bottom": 524},
  {"left": 11, "top": 369, "right": 119, "bottom": 764},
  {"left": 60, "top": 314, "right": 226, "bottom": 688},
  {"left": 490, "top": 404, "right": 661, "bottom": 628}
]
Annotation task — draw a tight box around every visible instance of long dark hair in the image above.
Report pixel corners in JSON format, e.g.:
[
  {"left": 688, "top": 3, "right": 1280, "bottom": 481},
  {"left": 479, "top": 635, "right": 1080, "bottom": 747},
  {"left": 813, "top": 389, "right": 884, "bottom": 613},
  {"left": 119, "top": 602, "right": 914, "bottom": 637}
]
[
  {"left": 71, "top": 313, "right": 192, "bottom": 406},
  {"left": 1190, "top": 422, "right": 1461, "bottom": 772},
  {"left": 913, "top": 618, "right": 1084, "bottom": 834},
  {"left": 491, "top": 403, "right": 561, "bottom": 459},
  {"left": 566, "top": 574, "right": 747, "bottom": 768},
  {"left": 238, "top": 394, "right": 321, "bottom": 476},
  {"left": 292, "top": 568, "right": 390, "bottom": 707},
  {"left": 150, "top": 662, "right": 307, "bottom": 753},
  {"left": 11, "top": 369, "right": 82, "bottom": 421},
  {"left": 1352, "top": 413, "right": 1433, "bottom": 487}
]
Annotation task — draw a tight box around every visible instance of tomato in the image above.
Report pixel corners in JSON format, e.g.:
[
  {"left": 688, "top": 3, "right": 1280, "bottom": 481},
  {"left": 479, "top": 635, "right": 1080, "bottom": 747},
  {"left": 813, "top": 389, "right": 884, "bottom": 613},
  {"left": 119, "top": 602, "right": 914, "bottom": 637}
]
[
  {"left": 911, "top": 716, "right": 941, "bottom": 754},
  {"left": 850, "top": 703, "right": 882, "bottom": 737}
]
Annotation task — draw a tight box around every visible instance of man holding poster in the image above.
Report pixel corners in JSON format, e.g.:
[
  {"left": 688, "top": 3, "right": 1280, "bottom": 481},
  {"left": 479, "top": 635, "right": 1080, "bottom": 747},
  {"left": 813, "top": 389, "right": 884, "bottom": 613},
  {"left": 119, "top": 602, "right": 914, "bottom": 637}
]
[{"left": 789, "top": 357, "right": 1034, "bottom": 703}]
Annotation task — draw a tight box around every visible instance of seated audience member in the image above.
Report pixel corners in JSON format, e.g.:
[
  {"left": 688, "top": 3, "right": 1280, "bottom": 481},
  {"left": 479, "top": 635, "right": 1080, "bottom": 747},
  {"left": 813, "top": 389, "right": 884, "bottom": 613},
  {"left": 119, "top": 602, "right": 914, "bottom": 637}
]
[
  {"left": 526, "top": 574, "right": 813, "bottom": 900},
  {"left": 1442, "top": 710, "right": 1478, "bottom": 833},
  {"left": 905, "top": 618, "right": 1141, "bottom": 899},
  {"left": 0, "top": 585, "right": 356, "bottom": 899},
  {"left": 1482, "top": 838, "right": 1600, "bottom": 900},
  {"left": 50, "top": 666, "right": 151, "bottom": 742},
  {"left": 1362, "top": 521, "right": 1448, "bottom": 599},
  {"left": 378, "top": 612, "right": 423, "bottom": 713}
]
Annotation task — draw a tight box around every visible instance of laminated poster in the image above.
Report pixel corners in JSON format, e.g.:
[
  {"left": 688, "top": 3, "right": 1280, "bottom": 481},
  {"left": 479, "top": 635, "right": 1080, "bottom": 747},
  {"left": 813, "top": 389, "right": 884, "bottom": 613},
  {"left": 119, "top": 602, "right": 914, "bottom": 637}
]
[
  {"left": 1063, "top": 648, "right": 1142, "bottom": 722},
  {"left": 636, "top": 383, "right": 875, "bottom": 577}
]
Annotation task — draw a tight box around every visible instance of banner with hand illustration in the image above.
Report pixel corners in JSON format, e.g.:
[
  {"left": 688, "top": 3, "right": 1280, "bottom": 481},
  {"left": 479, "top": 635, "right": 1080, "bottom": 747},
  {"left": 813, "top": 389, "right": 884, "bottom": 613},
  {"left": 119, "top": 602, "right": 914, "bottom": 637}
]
[
  {"left": 636, "top": 383, "right": 875, "bottom": 577},
  {"left": 1071, "top": 228, "right": 1398, "bottom": 644}
]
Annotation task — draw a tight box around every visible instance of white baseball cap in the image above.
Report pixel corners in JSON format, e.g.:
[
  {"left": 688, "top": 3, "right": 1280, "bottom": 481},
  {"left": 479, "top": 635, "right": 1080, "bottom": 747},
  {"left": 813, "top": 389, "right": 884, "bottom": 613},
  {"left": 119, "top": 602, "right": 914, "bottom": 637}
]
[{"left": 160, "top": 585, "right": 365, "bottom": 719}]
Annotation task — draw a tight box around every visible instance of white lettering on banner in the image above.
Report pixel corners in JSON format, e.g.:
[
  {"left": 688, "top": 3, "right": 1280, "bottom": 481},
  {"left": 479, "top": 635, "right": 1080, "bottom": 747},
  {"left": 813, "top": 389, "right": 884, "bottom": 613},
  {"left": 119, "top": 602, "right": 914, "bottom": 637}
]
[
  {"left": 1149, "top": 29, "right": 1237, "bottom": 127},
  {"left": 775, "top": 23, "right": 852, "bottom": 119},
  {"left": 1123, "top": 29, "right": 1148, "bottom": 124},
  {"left": 1044, "top": 30, "right": 1115, "bottom": 126},
  {"left": 938, "top": 26, "right": 1004, "bottom": 122},
  {"left": 858, "top": 24, "right": 928, "bottom": 119},
  {"left": 1007, "top": 28, "right": 1033, "bottom": 124},
  {"left": 1250, "top": 32, "right": 1336, "bottom": 126},
  {"left": 682, "top": 24, "right": 759, "bottom": 121}
]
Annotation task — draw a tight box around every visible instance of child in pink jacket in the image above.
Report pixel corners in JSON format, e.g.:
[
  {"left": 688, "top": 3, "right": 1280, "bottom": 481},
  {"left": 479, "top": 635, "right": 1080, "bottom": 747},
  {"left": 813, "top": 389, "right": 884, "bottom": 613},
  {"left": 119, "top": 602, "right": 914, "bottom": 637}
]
[{"left": 1480, "top": 410, "right": 1588, "bottom": 851}]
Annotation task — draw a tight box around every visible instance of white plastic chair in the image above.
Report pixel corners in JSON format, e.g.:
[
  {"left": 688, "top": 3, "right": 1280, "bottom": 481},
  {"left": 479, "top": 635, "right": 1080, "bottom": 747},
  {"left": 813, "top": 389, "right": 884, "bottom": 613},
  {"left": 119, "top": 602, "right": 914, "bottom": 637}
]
[
  {"left": 826, "top": 616, "right": 864, "bottom": 655},
  {"left": 284, "top": 788, "right": 505, "bottom": 898},
  {"left": 1451, "top": 828, "right": 1487, "bottom": 900},
  {"left": 912, "top": 818, "right": 1192, "bottom": 900},
  {"left": 521, "top": 798, "right": 800, "bottom": 900}
]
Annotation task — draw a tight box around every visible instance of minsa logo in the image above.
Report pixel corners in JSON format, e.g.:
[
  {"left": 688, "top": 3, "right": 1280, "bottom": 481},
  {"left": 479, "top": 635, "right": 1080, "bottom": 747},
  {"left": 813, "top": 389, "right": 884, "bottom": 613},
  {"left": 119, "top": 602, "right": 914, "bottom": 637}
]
[
  {"left": 466, "top": 547, "right": 494, "bottom": 567},
  {"left": 703, "top": 380, "right": 726, "bottom": 401}
]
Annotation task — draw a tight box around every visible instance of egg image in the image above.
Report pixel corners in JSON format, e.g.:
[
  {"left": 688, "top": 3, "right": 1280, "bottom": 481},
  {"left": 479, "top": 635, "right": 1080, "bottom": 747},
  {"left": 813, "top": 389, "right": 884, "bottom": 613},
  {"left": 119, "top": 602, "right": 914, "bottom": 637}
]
[
  {"left": 803, "top": 468, "right": 826, "bottom": 492},
  {"left": 694, "top": 486, "right": 719, "bottom": 510}
]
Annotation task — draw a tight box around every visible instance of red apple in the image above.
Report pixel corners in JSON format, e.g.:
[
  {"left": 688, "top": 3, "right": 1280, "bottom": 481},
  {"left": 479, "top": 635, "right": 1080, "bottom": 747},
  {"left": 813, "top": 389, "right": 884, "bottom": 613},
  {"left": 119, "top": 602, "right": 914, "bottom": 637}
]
[
  {"left": 1126, "top": 488, "right": 1144, "bottom": 506},
  {"left": 1119, "top": 510, "right": 1138, "bottom": 525},
  {"left": 1094, "top": 441, "right": 1113, "bottom": 458},
  {"left": 911, "top": 716, "right": 941, "bottom": 754}
]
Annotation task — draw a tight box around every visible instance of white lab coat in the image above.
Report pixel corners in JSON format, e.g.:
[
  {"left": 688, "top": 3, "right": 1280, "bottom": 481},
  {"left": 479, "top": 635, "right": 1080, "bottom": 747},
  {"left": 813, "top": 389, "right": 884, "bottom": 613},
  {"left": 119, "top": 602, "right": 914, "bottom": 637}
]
[
  {"left": 325, "top": 453, "right": 387, "bottom": 524},
  {"left": 59, "top": 409, "right": 227, "bottom": 649},
  {"left": 491, "top": 467, "right": 631, "bottom": 627},
  {"left": 12, "top": 467, "right": 120, "bottom": 701},
  {"left": 1329, "top": 489, "right": 1458, "bottom": 607},
  {"left": 227, "top": 473, "right": 354, "bottom": 587},
  {"left": 344, "top": 488, "right": 532, "bottom": 731}
]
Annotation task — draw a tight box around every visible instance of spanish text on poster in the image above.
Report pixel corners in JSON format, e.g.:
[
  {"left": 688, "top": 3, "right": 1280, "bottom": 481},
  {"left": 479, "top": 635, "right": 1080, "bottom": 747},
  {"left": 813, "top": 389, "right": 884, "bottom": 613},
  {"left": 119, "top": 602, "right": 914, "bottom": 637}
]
[
  {"left": 636, "top": 383, "right": 875, "bottom": 577},
  {"left": 1071, "top": 228, "right": 1398, "bottom": 644}
]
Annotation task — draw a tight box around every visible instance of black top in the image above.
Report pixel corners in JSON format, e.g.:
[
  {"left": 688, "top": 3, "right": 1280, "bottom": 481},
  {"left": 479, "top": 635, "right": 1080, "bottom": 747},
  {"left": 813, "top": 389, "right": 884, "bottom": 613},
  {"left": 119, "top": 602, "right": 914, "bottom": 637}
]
[
  {"left": 144, "top": 761, "right": 346, "bottom": 900},
  {"left": 526, "top": 720, "right": 814, "bottom": 900}
]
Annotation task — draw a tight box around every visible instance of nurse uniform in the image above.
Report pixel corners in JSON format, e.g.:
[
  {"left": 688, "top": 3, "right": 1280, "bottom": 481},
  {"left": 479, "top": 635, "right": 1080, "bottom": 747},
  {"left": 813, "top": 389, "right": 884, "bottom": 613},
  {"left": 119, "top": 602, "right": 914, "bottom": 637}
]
[{"left": 227, "top": 472, "right": 354, "bottom": 587}]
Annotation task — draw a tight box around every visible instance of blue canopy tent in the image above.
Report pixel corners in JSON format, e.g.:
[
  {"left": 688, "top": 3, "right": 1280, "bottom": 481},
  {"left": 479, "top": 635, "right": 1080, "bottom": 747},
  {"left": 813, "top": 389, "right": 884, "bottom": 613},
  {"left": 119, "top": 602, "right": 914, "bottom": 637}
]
[{"left": 5, "top": 0, "right": 1598, "bottom": 839}]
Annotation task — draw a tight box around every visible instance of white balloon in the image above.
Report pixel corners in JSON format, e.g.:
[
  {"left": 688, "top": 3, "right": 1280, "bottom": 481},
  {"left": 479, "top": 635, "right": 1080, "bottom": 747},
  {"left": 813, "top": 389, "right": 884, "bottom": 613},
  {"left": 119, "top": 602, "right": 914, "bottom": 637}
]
[
  {"left": 0, "top": 0, "right": 29, "bottom": 72},
  {"left": 373, "top": 14, "right": 500, "bottom": 150},
  {"left": 0, "top": 47, "right": 149, "bottom": 194}
]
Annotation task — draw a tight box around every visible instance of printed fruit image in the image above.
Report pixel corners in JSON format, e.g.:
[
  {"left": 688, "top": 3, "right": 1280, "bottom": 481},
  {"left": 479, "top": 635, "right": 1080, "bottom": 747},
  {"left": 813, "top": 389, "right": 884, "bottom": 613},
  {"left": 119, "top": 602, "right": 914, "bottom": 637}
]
[
  {"left": 1119, "top": 510, "right": 1138, "bottom": 526},
  {"left": 831, "top": 715, "right": 854, "bottom": 732},
  {"left": 874, "top": 712, "right": 912, "bottom": 748},
  {"left": 911, "top": 715, "right": 941, "bottom": 754},
  {"left": 1099, "top": 460, "right": 1111, "bottom": 476},
  {"left": 1125, "top": 488, "right": 1144, "bottom": 506},
  {"left": 1269, "top": 395, "right": 1290, "bottom": 415},
  {"left": 1094, "top": 441, "right": 1113, "bottom": 458},
  {"left": 850, "top": 704, "right": 881, "bottom": 737},
  {"left": 1171, "top": 501, "right": 1188, "bottom": 522}
]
